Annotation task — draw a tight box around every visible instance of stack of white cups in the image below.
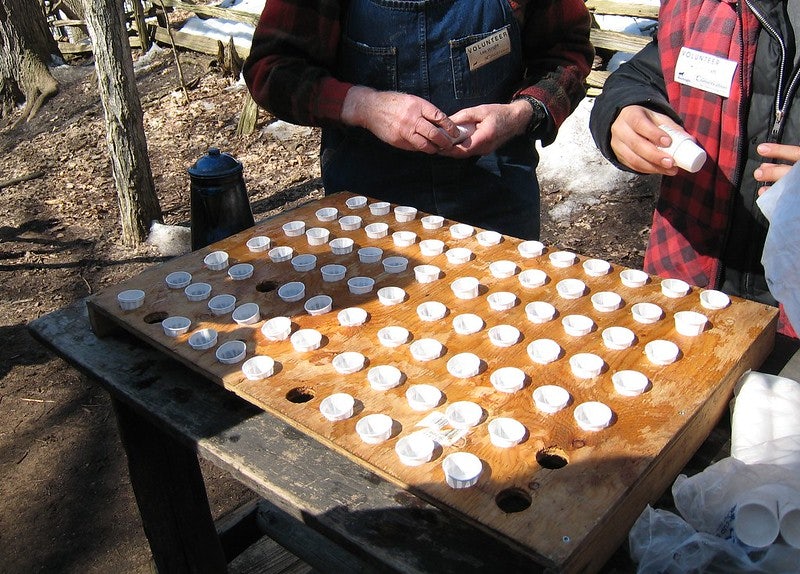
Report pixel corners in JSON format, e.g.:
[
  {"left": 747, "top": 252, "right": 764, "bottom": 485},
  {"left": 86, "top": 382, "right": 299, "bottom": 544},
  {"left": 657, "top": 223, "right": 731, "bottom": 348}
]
[
  {"left": 734, "top": 484, "right": 800, "bottom": 549},
  {"left": 731, "top": 371, "right": 800, "bottom": 549}
]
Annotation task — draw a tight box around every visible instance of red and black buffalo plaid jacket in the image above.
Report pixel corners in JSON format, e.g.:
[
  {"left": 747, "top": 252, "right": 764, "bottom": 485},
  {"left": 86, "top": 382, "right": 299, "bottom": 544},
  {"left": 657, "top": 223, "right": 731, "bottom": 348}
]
[{"left": 591, "top": 0, "right": 798, "bottom": 336}]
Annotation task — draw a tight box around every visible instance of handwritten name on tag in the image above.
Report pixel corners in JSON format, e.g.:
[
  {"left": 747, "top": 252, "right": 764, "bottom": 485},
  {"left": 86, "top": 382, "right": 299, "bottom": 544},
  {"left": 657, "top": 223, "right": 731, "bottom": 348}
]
[{"left": 674, "top": 47, "right": 737, "bottom": 98}]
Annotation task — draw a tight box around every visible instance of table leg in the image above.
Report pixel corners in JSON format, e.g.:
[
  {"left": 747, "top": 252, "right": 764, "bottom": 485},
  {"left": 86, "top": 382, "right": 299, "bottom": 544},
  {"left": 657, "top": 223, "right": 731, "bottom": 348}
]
[{"left": 112, "top": 398, "right": 228, "bottom": 574}]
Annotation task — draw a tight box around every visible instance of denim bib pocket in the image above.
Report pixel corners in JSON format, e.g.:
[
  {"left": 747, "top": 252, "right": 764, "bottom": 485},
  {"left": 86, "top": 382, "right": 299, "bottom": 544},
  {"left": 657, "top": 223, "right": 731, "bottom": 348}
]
[
  {"left": 339, "top": 35, "right": 398, "bottom": 91},
  {"left": 450, "top": 25, "right": 516, "bottom": 101}
]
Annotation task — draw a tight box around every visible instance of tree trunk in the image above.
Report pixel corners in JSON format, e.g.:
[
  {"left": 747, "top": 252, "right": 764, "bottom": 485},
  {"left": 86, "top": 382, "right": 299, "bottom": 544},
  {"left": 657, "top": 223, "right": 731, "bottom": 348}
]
[
  {"left": 82, "top": 0, "right": 162, "bottom": 246},
  {"left": 0, "top": 0, "right": 59, "bottom": 125}
]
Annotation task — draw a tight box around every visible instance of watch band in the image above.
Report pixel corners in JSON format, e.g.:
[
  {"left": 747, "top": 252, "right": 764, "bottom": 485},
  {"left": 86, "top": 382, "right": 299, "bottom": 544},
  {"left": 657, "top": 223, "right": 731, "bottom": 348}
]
[{"left": 514, "top": 95, "right": 547, "bottom": 141}]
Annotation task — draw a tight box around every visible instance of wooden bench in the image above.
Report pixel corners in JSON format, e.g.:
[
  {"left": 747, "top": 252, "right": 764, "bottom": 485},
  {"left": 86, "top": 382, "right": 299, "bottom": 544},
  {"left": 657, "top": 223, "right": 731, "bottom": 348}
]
[{"left": 586, "top": 0, "right": 659, "bottom": 94}]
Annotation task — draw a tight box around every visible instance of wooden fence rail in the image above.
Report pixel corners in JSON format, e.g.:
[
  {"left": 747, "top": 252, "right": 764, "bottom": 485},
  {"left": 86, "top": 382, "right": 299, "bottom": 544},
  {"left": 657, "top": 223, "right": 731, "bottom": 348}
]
[
  {"left": 586, "top": 0, "right": 659, "bottom": 92},
  {"left": 47, "top": 0, "right": 658, "bottom": 93}
]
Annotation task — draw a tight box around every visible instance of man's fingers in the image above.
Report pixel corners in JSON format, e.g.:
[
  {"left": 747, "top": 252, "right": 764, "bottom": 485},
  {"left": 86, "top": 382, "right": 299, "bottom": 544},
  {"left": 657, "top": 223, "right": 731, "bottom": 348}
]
[
  {"left": 757, "top": 143, "right": 800, "bottom": 163},
  {"left": 755, "top": 162, "right": 792, "bottom": 184}
]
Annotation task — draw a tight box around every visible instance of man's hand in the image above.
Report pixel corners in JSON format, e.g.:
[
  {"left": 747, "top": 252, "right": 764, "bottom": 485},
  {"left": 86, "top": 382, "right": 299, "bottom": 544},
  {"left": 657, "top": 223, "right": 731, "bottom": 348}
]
[
  {"left": 754, "top": 143, "right": 800, "bottom": 195},
  {"left": 440, "top": 100, "right": 531, "bottom": 157},
  {"left": 341, "top": 86, "right": 459, "bottom": 153},
  {"left": 609, "top": 105, "right": 684, "bottom": 175}
]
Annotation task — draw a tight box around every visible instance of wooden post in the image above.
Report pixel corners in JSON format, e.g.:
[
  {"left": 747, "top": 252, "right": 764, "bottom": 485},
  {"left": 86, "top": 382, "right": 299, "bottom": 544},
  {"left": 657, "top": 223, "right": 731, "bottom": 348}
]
[
  {"left": 112, "top": 398, "right": 228, "bottom": 573},
  {"left": 130, "top": 0, "right": 150, "bottom": 52}
]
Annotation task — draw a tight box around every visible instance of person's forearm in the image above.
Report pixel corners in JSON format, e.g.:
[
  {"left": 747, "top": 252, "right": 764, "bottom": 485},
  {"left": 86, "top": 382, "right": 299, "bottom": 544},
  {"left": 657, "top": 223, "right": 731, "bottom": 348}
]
[
  {"left": 514, "top": 0, "right": 593, "bottom": 143},
  {"left": 243, "top": 0, "right": 351, "bottom": 126}
]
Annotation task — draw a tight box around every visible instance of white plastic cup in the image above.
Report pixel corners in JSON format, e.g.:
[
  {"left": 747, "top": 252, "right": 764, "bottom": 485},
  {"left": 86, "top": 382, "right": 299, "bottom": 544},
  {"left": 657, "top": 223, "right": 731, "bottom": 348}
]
[
  {"left": 779, "top": 491, "right": 800, "bottom": 549},
  {"left": 345, "top": 195, "right": 367, "bottom": 209},
  {"left": 338, "top": 215, "right": 362, "bottom": 231},
  {"left": 241, "top": 355, "right": 275, "bottom": 380},
  {"left": 356, "top": 413, "right": 393, "bottom": 444},
  {"left": 573, "top": 401, "right": 613, "bottom": 431},
  {"left": 518, "top": 240, "right": 544, "bottom": 258},
  {"left": 261, "top": 316, "right": 292, "bottom": 341},
  {"left": 369, "top": 201, "right": 390, "bottom": 216},
  {"left": 304, "top": 294, "right": 333, "bottom": 316},
  {"left": 395, "top": 433, "right": 435, "bottom": 466},
  {"left": 445, "top": 401, "right": 483, "bottom": 429},
  {"left": 414, "top": 264, "right": 440, "bottom": 283},
  {"left": 246, "top": 236, "right": 270, "bottom": 253},
  {"left": 232, "top": 302, "right": 260, "bottom": 325},
  {"left": 228, "top": 263, "right": 254, "bottom": 281},
  {"left": 488, "top": 417, "right": 526, "bottom": 448},
  {"left": 476, "top": 230, "right": 502, "bottom": 246},
  {"left": 347, "top": 276, "right": 375, "bottom": 295},
  {"left": 315, "top": 206, "right": 338, "bottom": 221},
  {"left": 165, "top": 271, "right": 192, "bottom": 289},
  {"left": 203, "top": 250, "right": 229, "bottom": 271},
  {"left": 368, "top": 364, "right": 403, "bottom": 390},
  {"left": 357, "top": 247, "right": 382, "bottom": 263},
  {"left": 319, "top": 393, "right": 355, "bottom": 422},
  {"left": 489, "top": 260, "right": 517, "bottom": 279},
  {"left": 421, "top": 215, "right": 444, "bottom": 230},
  {"left": 674, "top": 310, "right": 708, "bottom": 336},
  {"left": 658, "top": 124, "right": 707, "bottom": 173},
  {"left": 451, "top": 276, "right": 480, "bottom": 299},
  {"left": 449, "top": 223, "right": 474, "bottom": 239},
  {"left": 409, "top": 338, "right": 443, "bottom": 361},
  {"left": 394, "top": 205, "right": 417, "bottom": 222},
  {"left": 419, "top": 239, "right": 445, "bottom": 256},
  {"left": 329, "top": 237, "right": 354, "bottom": 255},
  {"left": 733, "top": 485, "right": 781, "bottom": 548},
  {"left": 216, "top": 340, "right": 247, "bottom": 364},
  {"left": 452, "top": 313, "right": 483, "bottom": 335},
  {"left": 532, "top": 384, "right": 570, "bottom": 413},
  {"left": 519, "top": 269, "right": 547, "bottom": 289},
  {"left": 117, "top": 289, "right": 145, "bottom": 310},
  {"left": 442, "top": 452, "right": 482, "bottom": 489},
  {"left": 305, "top": 227, "right": 330, "bottom": 246},
  {"left": 332, "top": 351, "right": 365, "bottom": 374},
  {"left": 405, "top": 384, "right": 442, "bottom": 411},
  {"left": 162, "top": 316, "right": 191, "bottom": 337},
  {"left": 337, "top": 307, "right": 367, "bottom": 327}
]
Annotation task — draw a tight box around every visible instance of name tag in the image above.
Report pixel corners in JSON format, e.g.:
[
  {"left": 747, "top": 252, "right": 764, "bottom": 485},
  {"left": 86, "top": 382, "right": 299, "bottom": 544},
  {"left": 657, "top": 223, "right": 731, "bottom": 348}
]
[
  {"left": 466, "top": 28, "right": 511, "bottom": 71},
  {"left": 674, "top": 47, "right": 737, "bottom": 98}
]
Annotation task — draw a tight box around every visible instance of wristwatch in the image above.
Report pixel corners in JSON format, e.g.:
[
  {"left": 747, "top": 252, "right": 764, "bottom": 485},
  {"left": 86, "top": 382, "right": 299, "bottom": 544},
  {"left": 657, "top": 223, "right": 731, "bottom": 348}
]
[{"left": 514, "top": 95, "right": 547, "bottom": 141}]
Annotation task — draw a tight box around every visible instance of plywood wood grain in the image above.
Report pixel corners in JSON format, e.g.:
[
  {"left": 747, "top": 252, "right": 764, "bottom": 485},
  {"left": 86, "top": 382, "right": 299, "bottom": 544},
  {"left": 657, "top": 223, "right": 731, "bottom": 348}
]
[{"left": 87, "top": 192, "right": 777, "bottom": 573}]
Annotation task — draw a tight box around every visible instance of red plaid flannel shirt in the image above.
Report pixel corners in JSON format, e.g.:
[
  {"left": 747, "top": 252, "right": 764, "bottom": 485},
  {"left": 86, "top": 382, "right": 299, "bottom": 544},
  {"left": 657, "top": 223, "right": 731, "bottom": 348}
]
[
  {"left": 646, "top": 0, "right": 759, "bottom": 288},
  {"left": 649, "top": 1, "right": 796, "bottom": 336},
  {"left": 243, "top": 0, "right": 592, "bottom": 131}
]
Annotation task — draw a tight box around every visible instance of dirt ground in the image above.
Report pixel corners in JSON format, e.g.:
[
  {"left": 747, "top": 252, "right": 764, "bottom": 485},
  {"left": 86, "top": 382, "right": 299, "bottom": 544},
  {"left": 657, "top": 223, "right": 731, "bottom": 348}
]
[{"left": 0, "top": 46, "right": 655, "bottom": 573}]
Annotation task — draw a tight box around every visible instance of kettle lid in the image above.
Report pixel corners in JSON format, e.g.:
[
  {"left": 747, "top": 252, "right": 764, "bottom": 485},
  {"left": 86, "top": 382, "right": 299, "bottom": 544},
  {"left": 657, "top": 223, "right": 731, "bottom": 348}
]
[{"left": 188, "top": 147, "right": 242, "bottom": 178}]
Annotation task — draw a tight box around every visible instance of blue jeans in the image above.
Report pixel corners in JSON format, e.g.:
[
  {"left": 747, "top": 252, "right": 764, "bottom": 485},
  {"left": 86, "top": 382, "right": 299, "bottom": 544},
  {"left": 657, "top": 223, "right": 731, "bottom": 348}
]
[{"left": 322, "top": 0, "right": 540, "bottom": 239}]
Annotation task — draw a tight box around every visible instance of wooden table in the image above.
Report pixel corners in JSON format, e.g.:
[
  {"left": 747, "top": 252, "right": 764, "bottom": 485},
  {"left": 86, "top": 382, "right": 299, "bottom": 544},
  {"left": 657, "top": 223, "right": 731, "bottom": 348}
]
[
  {"left": 30, "top": 299, "right": 546, "bottom": 572},
  {"left": 29, "top": 301, "right": 800, "bottom": 573},
  {"left": 27, "top": 194, "right": 790, "bottom": 573}
]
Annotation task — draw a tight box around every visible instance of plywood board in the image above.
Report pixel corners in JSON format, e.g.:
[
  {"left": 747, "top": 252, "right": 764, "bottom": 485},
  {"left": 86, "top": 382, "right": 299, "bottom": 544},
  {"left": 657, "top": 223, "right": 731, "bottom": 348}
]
[{"left": 87, "top": 192, "right": 777, "bottom": 572}]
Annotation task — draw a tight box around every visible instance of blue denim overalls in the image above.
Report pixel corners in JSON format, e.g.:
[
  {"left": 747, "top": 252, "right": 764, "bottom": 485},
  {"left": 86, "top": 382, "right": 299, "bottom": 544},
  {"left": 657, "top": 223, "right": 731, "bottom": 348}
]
[{"left": 321, "top": 0, "right": 541, "bottom": 239}]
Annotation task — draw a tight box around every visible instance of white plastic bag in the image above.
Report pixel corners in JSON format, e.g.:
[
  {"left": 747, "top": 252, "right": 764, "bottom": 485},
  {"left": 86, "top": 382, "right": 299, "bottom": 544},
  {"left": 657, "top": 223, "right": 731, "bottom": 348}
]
[
  {"left": 672, "top": 459, "right": 800, "bottom": 536},
  {"left": 629, "top": 370, "right": 800, "bottom": 572},
  {"left": 730, "top": 371, "right": 800, "bottom": 469},
  {"left": 630, "top": 506, "right": 765, "bottom": 573},
  {"left": 630, "top": 505, "right": 800, "bottom": 573},
  {"left": 757, "top": 161, "right": 800, "bottom": 331}
]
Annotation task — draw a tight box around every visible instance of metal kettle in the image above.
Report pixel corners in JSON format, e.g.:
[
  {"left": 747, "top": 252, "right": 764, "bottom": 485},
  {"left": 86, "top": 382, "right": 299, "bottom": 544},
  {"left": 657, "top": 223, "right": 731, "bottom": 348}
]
[{"left": 188, "top": 147, "right": 255, "bottom": 250}]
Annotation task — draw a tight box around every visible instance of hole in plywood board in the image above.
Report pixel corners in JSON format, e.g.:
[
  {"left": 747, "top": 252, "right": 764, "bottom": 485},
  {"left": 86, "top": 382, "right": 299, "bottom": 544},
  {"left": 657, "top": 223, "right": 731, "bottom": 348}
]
[
  {"left": 536, "top": 446, "right": 569, "bottom": 470},
  {"left": 495, "top": 488, "right": 532, "bottom": 513},
  {"left": 144, "top": 311, "right": 168, "bottom": 324},
  {"left": 286, "top": 386, "right": 315, "bottom": 403}
]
